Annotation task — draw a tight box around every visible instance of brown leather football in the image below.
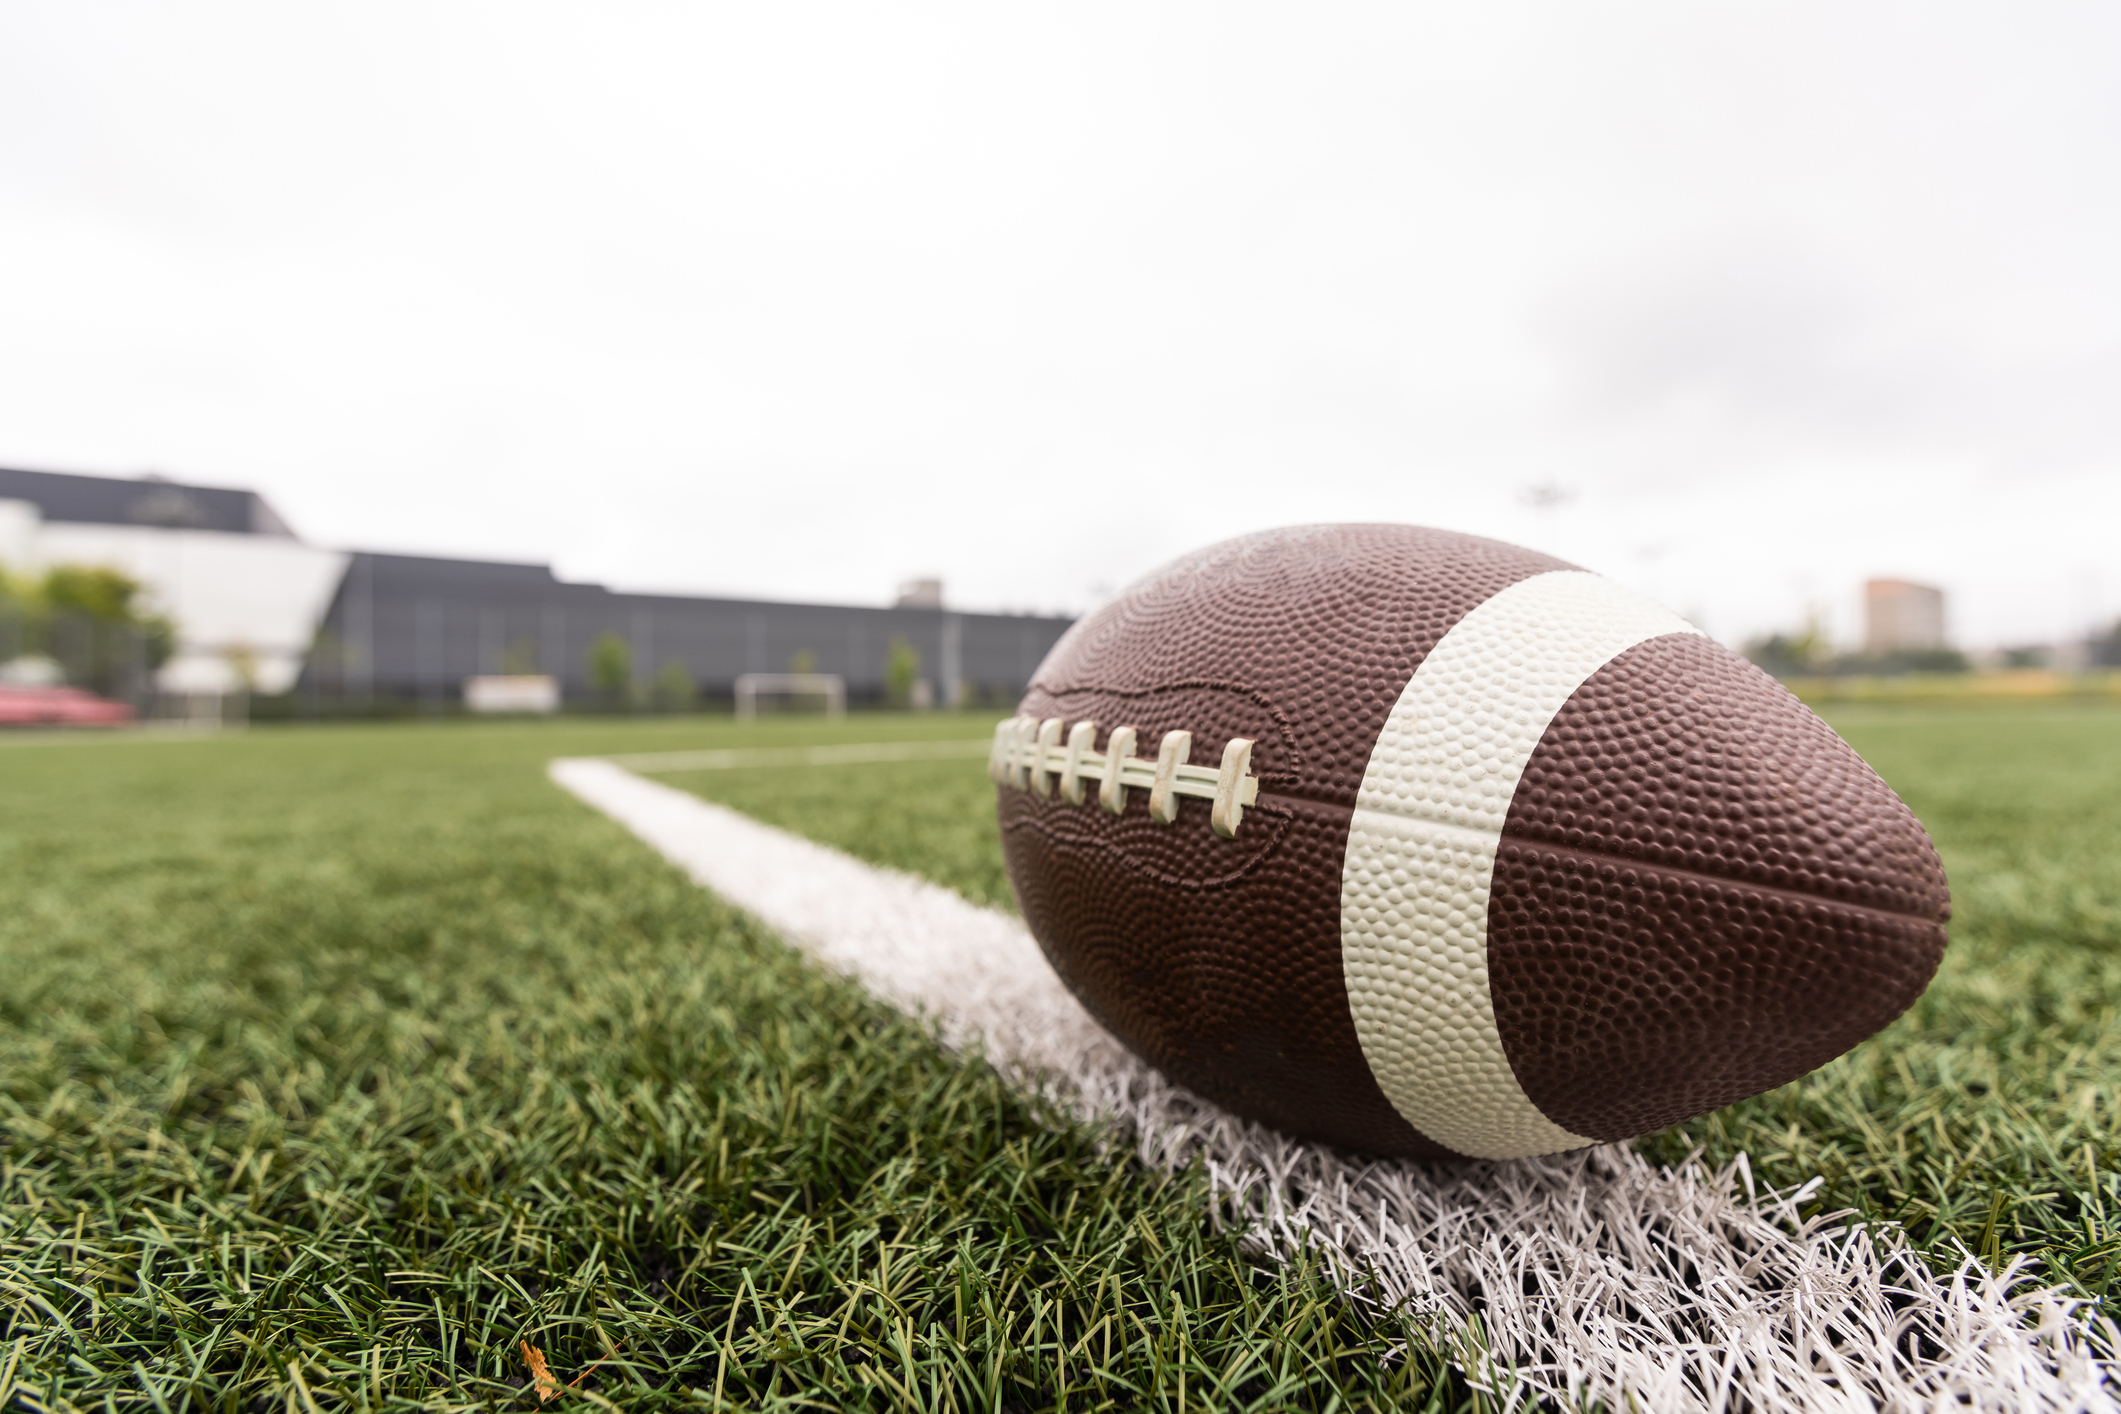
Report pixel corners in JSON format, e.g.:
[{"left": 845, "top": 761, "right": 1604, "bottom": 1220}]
[{"left": 990, "top": 524, "right": 1950, "bottom": 1159}]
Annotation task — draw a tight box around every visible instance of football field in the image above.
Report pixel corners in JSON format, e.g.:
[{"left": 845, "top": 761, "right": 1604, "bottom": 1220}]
[{"left": 5, "top": 705, "right": 2119, "bottom": 1410}]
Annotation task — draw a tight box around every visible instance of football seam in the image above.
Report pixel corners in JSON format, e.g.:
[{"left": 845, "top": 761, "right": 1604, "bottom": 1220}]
[
  {"left": 1492, "top": 833, "right": 1953, "bottom": 927},
  {"left": 998, "top": 802, "right": 1299, "bottom": 891},
  {"left": 1028, "top": 677, "right": 1307, "bottom": 770},
  {"left": 1339, "top": 571, "right": 1702, "bottom": 1160}
]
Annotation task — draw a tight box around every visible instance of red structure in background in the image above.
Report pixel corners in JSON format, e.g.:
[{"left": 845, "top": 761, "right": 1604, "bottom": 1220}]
[{"left": 0, "top": 685, "right": 134, "bottom": 726}]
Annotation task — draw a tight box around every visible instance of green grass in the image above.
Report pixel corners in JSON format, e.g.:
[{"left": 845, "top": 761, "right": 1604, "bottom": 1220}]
[
  {"left": 661, "top": 749, "right": 1016, "bottom": 913},
  {"left": 0, "top": 717, "right": 1460, "bottom": 1413},
  {"left": 676, "top": 705, "right": 2121, "bottom": 1305},
  {"left": 8, "top": 703, "right": 2120, "bottom": 1412}
]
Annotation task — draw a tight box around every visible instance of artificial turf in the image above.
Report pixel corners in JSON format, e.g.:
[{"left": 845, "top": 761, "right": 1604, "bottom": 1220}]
[
  {"left": 674, "top": 703, "right": 2121, "bottom": 1304},
  {"left": 7, "top": 703, "right": 2118, "bottom": 1411},
  {"left": 661, "top": 747, "right": 1017, "bottom": 914},
  {"left": 0, "top": 716, "right": 1462, "bottom": 1413}
]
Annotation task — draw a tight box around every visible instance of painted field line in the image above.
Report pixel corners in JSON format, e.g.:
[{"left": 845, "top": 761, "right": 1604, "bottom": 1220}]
[
  {"left": 604, "top": 738, "right": 994, "bottom": 774},
  {"left": 551, "top": 757, "right": 2118, "bottom": 1414}
]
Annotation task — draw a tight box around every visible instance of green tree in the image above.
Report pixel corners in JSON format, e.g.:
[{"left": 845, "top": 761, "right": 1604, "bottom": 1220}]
[
  {"left": 1743, "top": 615, "right": 1829, "bottom": 679},
  {"left": 8, "top": 563, "right": 175, "bottom": 695},
  {"left": 883, "top": 635, "right": 921, "bottom": 709},
  {"left": 652, "top": 660, "right": 697, "bottom": 713},
  {"left": 1892, "top": 647, "right": 1972, "bottom": 675},
  {"left": 587, "top": 633, "right": 633, "bottom": 709},
  {"left": 44, "top": 565, "right": 147, "bottom": 622},
  {"left": 2092, "top": 619, "right": 2121, "bottom": 669},
  {"left": 223, "top": 644, "right": 259, "bottom": 693},
  {"left": 0, "top": 566, "right": 34, "bottom": 661}
]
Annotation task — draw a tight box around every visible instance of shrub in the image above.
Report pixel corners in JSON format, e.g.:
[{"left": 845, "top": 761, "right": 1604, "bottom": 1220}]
[
  {"left": 587, "top": 633, "right": 633, "bottom": 709},
  {"left": 652, "top": 661, "right": 697, "bottom": 713},
  {"left": 884, "top": 635, "right": 920, "bottom": 709}
]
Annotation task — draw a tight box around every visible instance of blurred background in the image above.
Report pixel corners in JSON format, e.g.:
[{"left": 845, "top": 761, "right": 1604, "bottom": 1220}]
[{"left": 1, "top": 3, "right": 2116, "bottom": 721}]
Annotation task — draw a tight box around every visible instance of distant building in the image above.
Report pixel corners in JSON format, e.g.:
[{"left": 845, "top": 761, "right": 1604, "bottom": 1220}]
[
  {"left": 1864, "top": 579, "right": 1947, "bottom": 655},
  {"left": 895, "top": 577, "right": 945, "bottom": 609},
  {"left": 0, "top": 465, "right": 1074, "bottom": 711},
  {"left": 307, "top": 552, "right": 1069, "bottom": 709},
  {"left": 0, "top": 466, "right": 348, "bottom": 696}
]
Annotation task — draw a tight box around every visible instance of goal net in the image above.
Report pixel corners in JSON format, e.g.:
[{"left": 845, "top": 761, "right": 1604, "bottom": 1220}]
[{"left": 733, "top": 672, "right": 846, "bottom": 720}]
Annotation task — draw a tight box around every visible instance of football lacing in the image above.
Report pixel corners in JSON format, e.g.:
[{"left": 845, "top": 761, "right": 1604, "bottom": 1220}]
[{"left": 989, "top": 716, "right": 1258, "bottom": 838}]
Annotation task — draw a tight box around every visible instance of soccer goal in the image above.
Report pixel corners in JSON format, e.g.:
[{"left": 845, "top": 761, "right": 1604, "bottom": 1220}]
[{"left": 733, "top": 672, "right": 846, "bottom": 721}]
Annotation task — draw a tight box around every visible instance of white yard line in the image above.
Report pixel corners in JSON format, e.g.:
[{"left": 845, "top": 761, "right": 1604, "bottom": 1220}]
[{"left": 551, "top": 756, "right": 2117, "bottom": 1414}]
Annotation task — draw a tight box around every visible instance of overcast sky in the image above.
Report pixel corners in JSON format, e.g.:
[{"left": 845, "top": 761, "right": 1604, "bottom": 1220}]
[{"left": 1, "top": 4, "right": 2116, "bottom": 649}]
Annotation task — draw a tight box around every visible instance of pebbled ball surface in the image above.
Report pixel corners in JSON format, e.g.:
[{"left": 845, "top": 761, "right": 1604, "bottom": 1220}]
[
  {"left": 1486, "top": 633, "right": 1950, "bottom": 1140},
  {"left": 1000, "top": 524, "right": 1952, "bottom": 1156},
  {"left": 1003, "top": 524, "right": 1566, "bottom": 1157}
]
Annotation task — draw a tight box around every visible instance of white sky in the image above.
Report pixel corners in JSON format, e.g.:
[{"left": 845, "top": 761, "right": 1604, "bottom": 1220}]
[{"left": 1, "top": 3, "right": 2116, "bottom": 649}]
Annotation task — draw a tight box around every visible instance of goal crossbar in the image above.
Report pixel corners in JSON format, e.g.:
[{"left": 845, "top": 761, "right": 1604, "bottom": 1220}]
[{"left": 734, "top": 672, "right": 847, "bottom": 721}]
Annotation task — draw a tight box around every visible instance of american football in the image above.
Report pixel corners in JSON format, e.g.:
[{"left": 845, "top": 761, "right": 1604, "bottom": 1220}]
[
  {"left": 992, "top": 523, "right": 1952, "bottom": 1160},
  {"left": 17, "top": 7, "right": 2121, "bottom": 1407}
]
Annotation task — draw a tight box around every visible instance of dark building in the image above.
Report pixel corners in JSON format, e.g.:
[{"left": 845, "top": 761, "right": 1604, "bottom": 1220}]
[
  {"left": 0, "top": 466, "right": 295, "bottom": 536},
  {"left": 303, "top": 551, "right": 1074, "bottom": 709},
  {"left": 6, "top": 463, "right": 1075, "bottom": 709}
]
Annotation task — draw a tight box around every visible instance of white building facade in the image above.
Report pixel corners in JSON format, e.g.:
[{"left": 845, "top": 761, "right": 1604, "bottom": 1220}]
[{"left": 0, "top": 468, "right": 347, "bottom": 698}]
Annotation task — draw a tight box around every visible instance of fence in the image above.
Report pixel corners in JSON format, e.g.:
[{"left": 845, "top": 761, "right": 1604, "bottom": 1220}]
[{"left": 0, "top": 606, "right": 161, "bottom": 714}]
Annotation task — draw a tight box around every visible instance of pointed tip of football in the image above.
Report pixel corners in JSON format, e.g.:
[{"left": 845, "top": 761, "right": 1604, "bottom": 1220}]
[{"left": 1486, "top": 633, "right": 1949, "bottom": 1142}]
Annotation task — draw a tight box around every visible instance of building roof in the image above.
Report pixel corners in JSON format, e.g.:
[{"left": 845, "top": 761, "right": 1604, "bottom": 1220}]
[{"left": 0, "top": 466, "right": 296, "bottom": 538}]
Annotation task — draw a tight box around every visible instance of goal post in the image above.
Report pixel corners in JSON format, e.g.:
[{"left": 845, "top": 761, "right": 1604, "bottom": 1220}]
[{"left": 734, "top": 672, "right": 846, "bottom": 721}]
